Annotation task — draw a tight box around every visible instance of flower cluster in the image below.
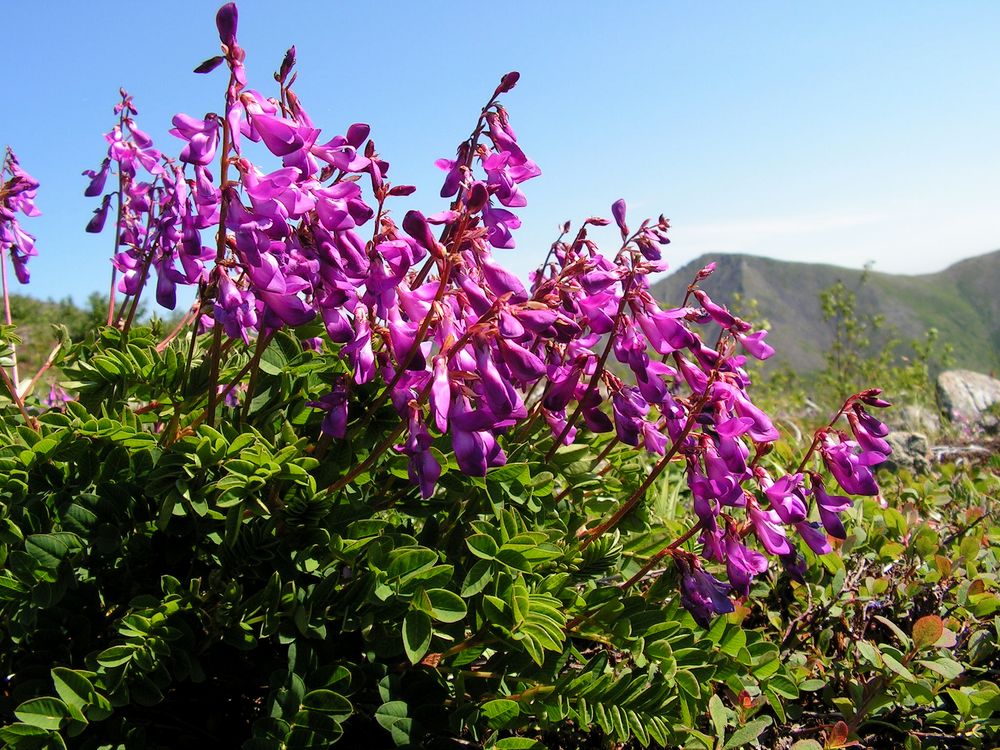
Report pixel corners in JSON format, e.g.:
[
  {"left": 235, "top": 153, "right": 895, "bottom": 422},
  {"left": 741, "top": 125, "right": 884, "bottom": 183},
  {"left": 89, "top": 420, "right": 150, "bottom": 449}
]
[
  {"left": 73, "top": 2, "right": 892, "bottom": 627},
  {"left": 84, "top": 90, "right": 213, "bottom": 318},
  {"left": 1, "top": 148, "right": 41, "bottom": 285},
  {"left": 694, "top": 390, "right": 892, "bottom": 613}
]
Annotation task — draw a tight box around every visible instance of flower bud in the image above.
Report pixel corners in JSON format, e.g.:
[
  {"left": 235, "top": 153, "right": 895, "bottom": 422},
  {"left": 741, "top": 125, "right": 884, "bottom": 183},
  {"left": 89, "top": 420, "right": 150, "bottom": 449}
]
[
  {"left": 216, "top": 3, "right": 238, "bottom": 47},
  {"left": 494, "top": 71, "right": 520, "bottom": 95}
]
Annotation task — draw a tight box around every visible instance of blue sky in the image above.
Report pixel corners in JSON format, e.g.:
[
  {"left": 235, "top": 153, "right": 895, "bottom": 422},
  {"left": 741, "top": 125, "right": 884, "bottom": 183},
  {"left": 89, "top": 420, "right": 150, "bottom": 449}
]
[{"left": 3, "top": 1, "right": 999, "bottom": 305}]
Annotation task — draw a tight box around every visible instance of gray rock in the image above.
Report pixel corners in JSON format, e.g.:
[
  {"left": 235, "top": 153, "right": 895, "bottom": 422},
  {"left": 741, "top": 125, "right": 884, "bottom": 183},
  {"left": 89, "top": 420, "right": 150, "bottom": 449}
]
[
  {"left": 888, "top": 404, "right": 941, "bottom": 436},
  {"left": 882, "top": 431, "right": 931, "bottom": 474},
  {"left": 937, "top": 369, "right": 1000, "bottom": 434}
]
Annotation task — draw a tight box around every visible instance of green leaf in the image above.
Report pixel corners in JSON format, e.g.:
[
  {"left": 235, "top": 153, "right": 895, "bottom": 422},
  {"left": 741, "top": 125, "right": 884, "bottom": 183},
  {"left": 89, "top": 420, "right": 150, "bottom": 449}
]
[
  {"left": 301, "top": 690, "right": 351, "bottom": 721},
  {"left": 0, "top": 723, "right": 53, "bottom": 749},
  {"left": 460, "top": 560, "right": 493, "bottom": 598},
  {"left": 467, "top": 534, "right": 499, "bottom": 559},
  {"left": 722, "top": 716, "right": 773, "bottom": 749},
  {"left": 95, "top": 645, "right": 134, "bottom": 668},
  {"left": 916, "top": 657, "right": 964, "bottom": 681},
  {"left": 495, "top": 547, "right": 530, "bottom": 572},
  {"left": 881, "top": 653, "right": 917, "bottom": 682},
  {"left": 286, "top": 709, "right": 343, "bottom": 747},
  {"left": 946, "top": 688, "right": 972, "bottom": 718},
  {"left": 675, "top": 670, "right": 700, "bottom": 698},
  {"left": 766, "top": 674, "right": 800, "bottom": 700},
  {"left": 708, "top": 693, "right": 728, "bottom": 738},
  {"left": 719, "top": 627, "right": 747, "bottom": 657},
  {"left": 51, "top": 668, "right": 96, "bottom": 711},
  {"left": 495, "top": 739, "right": 546, "bottom": 749},
  {"left": 426, "top": 588, "right": 467, "bottom": 623},
  {"left": 934, "top": 627, "right": 957, "bottom": 648},
  {"left": 403, "top": 610, "right": 432, "bottom": 664},
  {"left": 481, "top": 698, "right": 519, "bottom": 729},
  {"left": 375, "top": 700, "right": 412, "bottom": 746},
  {"left": 873, "top": 615, "right": 911, "bottom": 648},
  {"left": 856, "top": 640, "right": 881, "bottom": 666},
  {"left": 14, "top": 697, "right": 69, "bottom": 730},
  {"left": 799, "top": 679, "right": 827, "bottom": 692},
  {"left": 258, "top": 344, "right": 288, "bottom": 376},
  {"left": 25, "top": 533, "right": 81, "bottom": 570},
  {"left": 387, "top": 547, "right": 438, "bottom": 580}
]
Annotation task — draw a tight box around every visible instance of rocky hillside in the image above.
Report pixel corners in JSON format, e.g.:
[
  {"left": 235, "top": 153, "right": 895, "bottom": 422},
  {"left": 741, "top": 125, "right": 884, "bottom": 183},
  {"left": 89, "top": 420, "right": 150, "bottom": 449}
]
[{"left": 651, "top": 250, "right": 1000, "bottom": 374}]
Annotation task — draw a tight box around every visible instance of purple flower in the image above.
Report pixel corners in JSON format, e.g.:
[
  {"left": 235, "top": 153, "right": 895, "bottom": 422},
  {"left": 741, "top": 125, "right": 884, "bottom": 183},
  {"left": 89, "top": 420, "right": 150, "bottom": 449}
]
[
  {"left": 214, "top": 273, "right": 258, "bottom": 344},
  {"left": 44, "top": 384, "right": 74, "bottom": 411},
  {"left": 692, "top": 290, "right": 748, "bottom": 332},
  {"left": 250, "top": 112, "right": 318, "bottom": 158},
  {"left": 310, "top": 379, "right": 350, "bottom": 439},
  {"left": 399, "top": 409, "right": 441, "bottom": 498},
  {"left": 451, "top": 397, "right": 506, "bottom": 476},
  {"left": 435, "top": 147, "right": 467, "bottom": 198},
  {"left": 780, "top": 548, "right": 807, "bottom": 583},
  {"left": 343, "top": 307, "right": 376, "bottom": 384},
  {"left": 736, "top": 330, "right": 775, "bottom": 360},
  {"left": 724, "top": 532, "right": 768, "bottom": 597},
  {"left": 748, "top": 504, "right": 792, "bottom": 556},
  {"left": 482, "top": 204, "right": 521, "bottom": 249},
  {"left": 85, "top": 195, "right": 112, "bottom": 233},
  {"left": 762, "top": 472, "right": 809, "bottom": 524},
  {"left": 170, "top": 114, "right": 220, "bottom": 165},
  {"left": 430, "top": 356, "right": 451, "bottom": 432},
  {"left": 810, "top": 474, "right": 852, "bottom": 540},
  {"left": 796, "top": 521, "right": 832, "bottom": 555},
  {"left": 611, "top": 198, "right": 628, "bottom": 238},
  {"left": 821, "top": 433, "right": 880, "bottom": 496},
  {"left": 83, "top": 159, "right": 111, "bottom": 197},
  {"left": 678, "top": 558, "right": 734, "bottom": 627},
  {"left": 847, "top": 408, "right": 892, "bottom": 457},
  {"left": 1, "top": 148, "right": 41, "bottom": 283}
]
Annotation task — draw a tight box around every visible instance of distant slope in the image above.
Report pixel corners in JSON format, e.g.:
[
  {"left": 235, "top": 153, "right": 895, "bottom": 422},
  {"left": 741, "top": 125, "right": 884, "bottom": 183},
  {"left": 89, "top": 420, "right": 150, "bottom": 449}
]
[{"left": 650, "top": 250, "right": 1000, "bottom": 374}]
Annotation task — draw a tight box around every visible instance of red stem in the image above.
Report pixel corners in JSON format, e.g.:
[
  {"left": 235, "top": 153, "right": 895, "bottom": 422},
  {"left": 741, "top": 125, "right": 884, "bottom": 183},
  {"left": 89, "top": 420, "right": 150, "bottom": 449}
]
[
  {"left": 579, "top": 388, "right": 711, "bottom": 549},
  {"left": 206, "top": 82, "right": 235, "bottom": 428}
]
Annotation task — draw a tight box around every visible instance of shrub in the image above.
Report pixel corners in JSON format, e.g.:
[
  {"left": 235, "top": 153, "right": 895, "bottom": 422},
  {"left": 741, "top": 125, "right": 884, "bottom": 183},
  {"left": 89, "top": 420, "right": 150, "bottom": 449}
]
[{"left": 4, "top": 5, "right": 987, "bottom": 750}]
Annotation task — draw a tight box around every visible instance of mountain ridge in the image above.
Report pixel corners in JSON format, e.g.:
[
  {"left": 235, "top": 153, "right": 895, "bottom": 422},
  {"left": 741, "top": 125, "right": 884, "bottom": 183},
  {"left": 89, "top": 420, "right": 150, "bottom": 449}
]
[{"left": 650, "top": 249, "right": 1000, "bottom": 374}]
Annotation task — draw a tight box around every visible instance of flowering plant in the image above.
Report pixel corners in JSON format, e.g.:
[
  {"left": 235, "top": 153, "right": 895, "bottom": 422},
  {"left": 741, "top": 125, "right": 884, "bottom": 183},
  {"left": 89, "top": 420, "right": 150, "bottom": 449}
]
[{"left": 0, "top": 5, "right": 898, "bottom": 748}]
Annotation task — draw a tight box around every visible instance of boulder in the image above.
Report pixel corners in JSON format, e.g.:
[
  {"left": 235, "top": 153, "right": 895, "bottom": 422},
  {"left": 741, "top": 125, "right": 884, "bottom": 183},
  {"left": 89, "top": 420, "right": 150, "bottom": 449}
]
[
  {"left": 888, "top": 404, "right": 940, "bottom": 436},
  {"left": 882, "top": 431, "right": 931, "bottom": 474},
  {"left": 936, "top": 370, "right": 1000, "bottom": 434}
]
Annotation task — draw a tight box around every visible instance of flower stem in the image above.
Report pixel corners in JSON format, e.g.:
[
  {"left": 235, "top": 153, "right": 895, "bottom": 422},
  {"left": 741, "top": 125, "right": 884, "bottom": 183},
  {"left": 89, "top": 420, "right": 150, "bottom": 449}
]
[
  {"left": 0, "top": 363, "right": 36, "bottom": 430},
  {"left": 579, "top": 388, "right": 709, "bottom": 549},
  {"left": 18, "top": 340, "right": 63, "bottom": 400},
  {"left": 618, "top": 524, "right": 700, "bottom": 590},
  {"left": 107, "top": 100, "right": 127, "bottom": 327},
  {"left": 0, "top": 250, "right": 19, "bottom": 393},
  {"left": 157, "top": 300, "right": 200, "bottom": 353},
  {"left": 794, "top": 394, "right": 855, "bottom": 474},
  {"left": 206, "top": 93, "right": 234, "bottom": 428}
]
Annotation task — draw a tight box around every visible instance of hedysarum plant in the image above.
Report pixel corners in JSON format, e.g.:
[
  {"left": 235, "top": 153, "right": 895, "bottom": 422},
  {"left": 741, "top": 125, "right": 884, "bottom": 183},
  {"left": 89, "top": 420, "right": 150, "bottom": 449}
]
[
  {"left": 1, "top": 147, "right": 41, "bottom": 396},
  {"left": 0, "top": 4, "right": 895, "bottom": 747}
]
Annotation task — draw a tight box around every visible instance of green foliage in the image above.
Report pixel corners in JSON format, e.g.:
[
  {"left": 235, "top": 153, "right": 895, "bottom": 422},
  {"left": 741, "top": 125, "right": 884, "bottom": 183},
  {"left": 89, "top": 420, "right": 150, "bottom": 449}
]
[
  {"left": 748, "top": 274, "right": 956, "bottom": 429},
  {"left": 1, "top": 324, "right": 998, "bottom": 748},
  {"left": 816, "top": 273, "right": 954, "bottom": 416},
  {"left": 756, "top": 460, "right": 1000, "bottom": 747},
  {"left": 819, "top": 272, "right": 891, "bottom": 400}
]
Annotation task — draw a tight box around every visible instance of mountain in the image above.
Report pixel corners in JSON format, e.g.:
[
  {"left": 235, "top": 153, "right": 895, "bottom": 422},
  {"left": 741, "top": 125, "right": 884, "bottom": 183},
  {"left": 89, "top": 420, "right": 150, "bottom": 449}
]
[{"left": 650, "top": 250, "right": 1000, "bottom": 374}]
